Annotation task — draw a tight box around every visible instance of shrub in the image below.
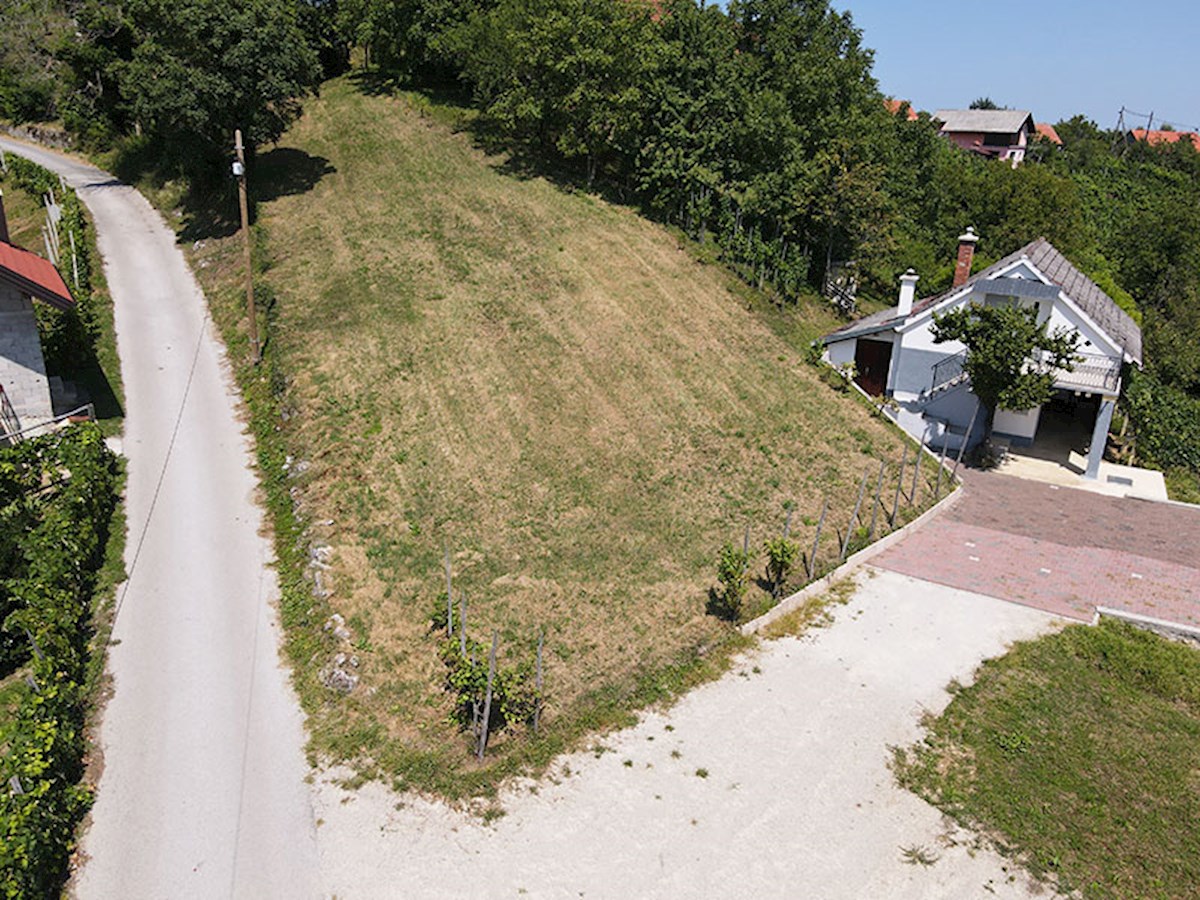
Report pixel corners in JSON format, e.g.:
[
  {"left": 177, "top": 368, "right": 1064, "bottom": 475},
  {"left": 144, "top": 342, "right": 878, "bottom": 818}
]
[
  {"left": 763, "top": 536, "right": 801, "bottom": 599},
  {"left": 710, "top": 542, "right": 753, "bottom": 622}
]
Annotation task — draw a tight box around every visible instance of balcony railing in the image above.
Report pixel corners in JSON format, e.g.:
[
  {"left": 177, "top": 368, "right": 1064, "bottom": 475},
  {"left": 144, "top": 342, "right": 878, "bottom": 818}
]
[{"left": 1035, "top": 350, "right": 1121, "bottom": 393}]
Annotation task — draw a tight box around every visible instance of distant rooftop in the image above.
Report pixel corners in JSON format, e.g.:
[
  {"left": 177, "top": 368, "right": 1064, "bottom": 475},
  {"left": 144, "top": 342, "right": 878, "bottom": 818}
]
[{"left": 934, "top": 109, "right": 1034, "bottom": 134}]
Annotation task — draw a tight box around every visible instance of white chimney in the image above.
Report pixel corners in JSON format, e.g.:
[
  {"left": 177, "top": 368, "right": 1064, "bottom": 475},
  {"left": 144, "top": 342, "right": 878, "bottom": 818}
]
[{"left": 897, "top": 268, "right": 919, "bottom": 317}]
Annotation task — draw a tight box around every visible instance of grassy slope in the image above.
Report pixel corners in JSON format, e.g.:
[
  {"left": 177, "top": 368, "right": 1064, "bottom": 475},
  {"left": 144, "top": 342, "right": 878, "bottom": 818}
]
[
  {"left": 895, "top": 621, "right": 1200, "bottom": 898},
  {"left": 187, "top": 76, "right": 935, "bottom": 794}
]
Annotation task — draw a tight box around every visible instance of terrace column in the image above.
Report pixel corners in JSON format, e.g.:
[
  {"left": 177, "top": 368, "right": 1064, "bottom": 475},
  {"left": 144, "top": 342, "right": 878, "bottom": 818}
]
[{"left": 1084, "top": 395, "right": 1117, "bottom": 480}]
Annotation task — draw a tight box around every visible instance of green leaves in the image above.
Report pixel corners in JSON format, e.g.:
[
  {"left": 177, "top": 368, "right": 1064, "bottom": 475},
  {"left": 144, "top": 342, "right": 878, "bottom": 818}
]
[
  {"left": 931, "top": 302, "right": 1080, "bottom": 434},
  {"left": 0, "top": 424, "right": 119, "bottom": 899}
]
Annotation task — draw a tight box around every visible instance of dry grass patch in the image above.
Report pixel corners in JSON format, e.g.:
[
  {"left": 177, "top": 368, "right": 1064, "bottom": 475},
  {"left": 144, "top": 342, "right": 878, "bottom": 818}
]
[{"left": 184, "top": 76, "right": 931, "bottom": 795}]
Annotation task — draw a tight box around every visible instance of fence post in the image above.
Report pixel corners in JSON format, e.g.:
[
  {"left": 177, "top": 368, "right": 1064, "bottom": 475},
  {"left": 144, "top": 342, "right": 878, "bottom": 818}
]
[
  {"left": 807, "top": 499, "right": 828, "bottom": 578},
  {"left": 934, "top": 443, "right": 948, "bottom": 500},
  {"left": 533, "top": 629, "right": 544, "bottom": 735},
  {"left": 477, "top": 631, "right": 498, "bottom": 761},
  {"left": 443, "top": 544, "right": 453, "bottom": 638},
  {"left": 867, "top": 459, "right": 886, "bottom": 541},
  {"left": 953, "top": 401, "right": 981, "bottom": 479},
  {"left": 840, "top": 471, "right": 869, "bottom": 561},
  {"left": 459, "top": 593, "right": 468, "bottom": 657},
  {"left": 910, "top": 436, "right": 925, "bottom": 506},
  {"left": 890, "top": 446, "right": 908, "bottom": 526}
]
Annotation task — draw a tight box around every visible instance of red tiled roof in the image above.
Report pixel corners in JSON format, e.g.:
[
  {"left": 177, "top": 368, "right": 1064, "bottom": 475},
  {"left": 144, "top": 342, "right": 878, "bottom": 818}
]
[
  {"left": 1035, "top": 122, "right": 1062, "bottom": 144},
  {"left": 1129, "top": 128, "right": 1200, "bottom": 150},
  {"left": 884, "top": 98, "right": 919, "bottom": 121},
  {"left": 0, "top": 239, "right": 74, "bottom": 309}
]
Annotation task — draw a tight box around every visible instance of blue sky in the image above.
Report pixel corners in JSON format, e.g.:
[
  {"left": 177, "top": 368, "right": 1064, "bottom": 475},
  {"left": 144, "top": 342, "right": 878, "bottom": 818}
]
[{"left": 834, "top": 0, "right": 1200, "bottom": 131}]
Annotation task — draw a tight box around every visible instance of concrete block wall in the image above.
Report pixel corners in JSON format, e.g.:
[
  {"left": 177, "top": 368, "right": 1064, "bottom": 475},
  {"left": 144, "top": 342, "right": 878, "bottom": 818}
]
[{"left": 0, "top": 283, "right": 54, "bottom": 435}]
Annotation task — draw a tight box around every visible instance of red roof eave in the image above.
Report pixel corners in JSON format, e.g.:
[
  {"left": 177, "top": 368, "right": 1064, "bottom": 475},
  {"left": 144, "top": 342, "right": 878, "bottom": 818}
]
[{"left": 0, "top": 239, "right": 74, "bottom": 309}]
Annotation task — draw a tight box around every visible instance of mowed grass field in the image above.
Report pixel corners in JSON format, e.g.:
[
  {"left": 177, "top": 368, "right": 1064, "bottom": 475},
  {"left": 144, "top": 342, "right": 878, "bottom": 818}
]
[
  {"left": 895, "top": 621, "right": 1200, "bottom": 898},
  {"left": 190, "top": 76, "right": 928, "bottom": 794}
]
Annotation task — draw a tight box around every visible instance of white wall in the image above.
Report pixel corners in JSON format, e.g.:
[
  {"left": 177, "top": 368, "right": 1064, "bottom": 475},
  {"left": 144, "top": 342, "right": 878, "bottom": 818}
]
[
  {"left": 993, "top": 405, "right": 1041, "bottom": 443},
  {"left": 825, "top": 338, "right": 857, "bottom": 368}
]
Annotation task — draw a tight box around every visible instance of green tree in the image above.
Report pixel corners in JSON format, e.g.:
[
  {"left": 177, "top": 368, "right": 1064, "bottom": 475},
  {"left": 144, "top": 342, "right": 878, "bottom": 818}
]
[
  {"left": 931, "top": 303, "right": 1080, "bottom": 439},
  {"left": 57, "top": 0, "right": 320, "bottom": 168}
]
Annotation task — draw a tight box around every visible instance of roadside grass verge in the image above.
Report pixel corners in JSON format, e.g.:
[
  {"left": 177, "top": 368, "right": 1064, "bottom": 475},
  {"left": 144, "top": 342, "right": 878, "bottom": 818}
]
[
  {"left": 894, "top": 620, "right": 1200, "bottom": 898},
  {"left": 166, "top": 74, "right": 943, "bottom": 797}
]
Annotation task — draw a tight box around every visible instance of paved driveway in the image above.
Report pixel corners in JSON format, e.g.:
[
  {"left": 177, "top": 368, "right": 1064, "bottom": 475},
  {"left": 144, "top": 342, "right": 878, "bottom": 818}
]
[{"left": 875, "top": 470, "right": 1200, "bottom": 628}]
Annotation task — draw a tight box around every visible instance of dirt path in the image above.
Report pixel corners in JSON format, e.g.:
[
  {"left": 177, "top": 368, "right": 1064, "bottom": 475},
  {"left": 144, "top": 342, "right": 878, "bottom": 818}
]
[
  {"left": 875, "top": 470, "right": 1200, "bottom": 627},
  {"left": 312, "top": 569, "right": 1059, "bottom": 899},
  {"left": 0, "top": 137, "right": 322, "bottom": 898}
]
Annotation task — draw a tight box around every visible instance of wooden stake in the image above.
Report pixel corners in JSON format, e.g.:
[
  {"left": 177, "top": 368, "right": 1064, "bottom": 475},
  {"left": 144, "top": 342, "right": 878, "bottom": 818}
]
[
  {"left": 478, "top": 631, "right": 498, "bottom": 761},
  {"left": 459, "top": 593, "right": 467, "bottom": 657},
  {"left": 910, "top": 437, "right": 925, "bottom": 506},
  {"left": 807, "top": 499, "right": 828, "bottom": 578},
  {"left": 234, "top": 129, "right": 259, "bottom": 363},
  {"left": 934, "top": 443, "right": 948, "bottom": 499},
  {"left": 953, "top": 401, "right": 981, "bottom": 479},
  {"left": 867, "top": 459, "right": 886, "bottom": 540},
  {"left": 68, "top": 230, "right": 79, "bottom": 288},
  {"left": 840, "top": 471, "right": 869, "bottom": 561},
  {"left": 890, "top": 447, "right": 908, "bottom": 526},
  {"left": 443, "top": 544, "right": 453, "bottom": 638},
  {"left": 534, "top": 629, "right": 544, "bottom": 735}
]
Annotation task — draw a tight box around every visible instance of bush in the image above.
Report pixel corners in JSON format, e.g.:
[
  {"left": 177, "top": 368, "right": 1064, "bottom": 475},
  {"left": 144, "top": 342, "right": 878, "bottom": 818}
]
[
  {"left": 1124, "top": 368, "right": 1200, "bottom": 471},
  {"left": 0, "top": 424, "right": 119, "bottom": 899},
  {"left": 763, "top": 536, "right": 801, "bottom": 599},
  {"left": 709, "top": 541, "right": 753, "bottom": 622}
]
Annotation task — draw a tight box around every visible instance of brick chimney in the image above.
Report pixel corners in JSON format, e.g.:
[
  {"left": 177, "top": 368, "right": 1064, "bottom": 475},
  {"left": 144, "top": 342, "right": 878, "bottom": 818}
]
[
  {"left": 952, "top": 226, "right": 979, "bottom": 288},
  {"left": 0, "top": 189, "right": 9, "bottom": 243},
  {"left": 897, "top": 268, "right": 920, "bottom": 317}
]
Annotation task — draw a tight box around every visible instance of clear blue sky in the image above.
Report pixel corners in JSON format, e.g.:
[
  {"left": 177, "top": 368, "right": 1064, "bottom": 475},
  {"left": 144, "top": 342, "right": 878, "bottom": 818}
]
[{"left": 833, "top": 0, "right": 1200, "bottom": 132}]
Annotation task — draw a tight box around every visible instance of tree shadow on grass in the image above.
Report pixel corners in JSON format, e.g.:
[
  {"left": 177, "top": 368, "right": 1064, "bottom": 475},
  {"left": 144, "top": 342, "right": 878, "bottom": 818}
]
[{"left": 110, "top": 136, "right": 335, "bottom": 242}]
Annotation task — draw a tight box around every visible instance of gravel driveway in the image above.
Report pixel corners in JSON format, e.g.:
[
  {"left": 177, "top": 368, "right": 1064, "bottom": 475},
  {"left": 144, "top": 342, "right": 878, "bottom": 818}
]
[{"left": 312, "top": 569, "right": 1061, "bottom": 899}]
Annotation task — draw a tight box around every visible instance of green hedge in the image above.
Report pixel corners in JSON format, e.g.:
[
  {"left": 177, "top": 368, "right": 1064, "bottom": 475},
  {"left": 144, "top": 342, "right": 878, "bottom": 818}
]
[
  {"left": 1124, "top": 368, "right": 1200, "bottom": 472},
  {"left": 0, "top": 424, "right": 119, "bottom": 899}
]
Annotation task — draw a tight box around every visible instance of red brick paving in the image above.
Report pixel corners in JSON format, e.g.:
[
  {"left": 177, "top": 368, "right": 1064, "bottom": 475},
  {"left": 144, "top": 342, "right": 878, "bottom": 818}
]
[{"left": 874, "top": 470, "right": 1200, "bottom": 628}]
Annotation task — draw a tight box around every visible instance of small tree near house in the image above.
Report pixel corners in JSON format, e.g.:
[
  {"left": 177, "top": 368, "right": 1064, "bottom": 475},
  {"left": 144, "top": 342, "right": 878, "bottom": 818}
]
[{"left": 931, "top": 303, "right": 1080, "bottom": 441}]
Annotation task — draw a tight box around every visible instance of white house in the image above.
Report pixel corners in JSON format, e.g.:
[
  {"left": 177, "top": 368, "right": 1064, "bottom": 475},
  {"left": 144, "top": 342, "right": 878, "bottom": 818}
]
[
  {"left": 0, "top": 190, "right": 75, "bottom": 443},
  {"left": 821, "top": 230, "right": 1142, "bottom": 480}
]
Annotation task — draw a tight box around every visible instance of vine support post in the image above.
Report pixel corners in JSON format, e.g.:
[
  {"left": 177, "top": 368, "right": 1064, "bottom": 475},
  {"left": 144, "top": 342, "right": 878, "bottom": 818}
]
[{"left": 478, "top": 631, "right": 498, "bottom": 761}]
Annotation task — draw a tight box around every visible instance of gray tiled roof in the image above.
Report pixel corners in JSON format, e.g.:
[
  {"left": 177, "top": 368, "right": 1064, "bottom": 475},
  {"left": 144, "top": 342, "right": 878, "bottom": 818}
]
[
  {"left": 933, "top": 109, "right": 1035, "bottom": 134},
  {"left": 825, "top": 238, "right": 1143, "bottom": 363}
]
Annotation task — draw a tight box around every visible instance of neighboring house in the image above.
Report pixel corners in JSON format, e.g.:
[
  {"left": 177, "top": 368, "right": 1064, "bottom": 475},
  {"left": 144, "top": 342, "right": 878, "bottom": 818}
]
[
  {"left": 821, "top": 229, "right": 1142, "bottom": 481},
  {"left": 0, "top": 191, "right": 75, "bottom": 443},
  {"left": 884, "top": 98, "right": 919, "bottom": 122},
  {"left": 1034, "top": 122, "right": 1062, "bottom": 145},
  {"left": 1127, "top": 128, "right": 1200, "bottom": 151},
  {"left": 934, "top": 109, "right": 1036, "bottom": 165}
]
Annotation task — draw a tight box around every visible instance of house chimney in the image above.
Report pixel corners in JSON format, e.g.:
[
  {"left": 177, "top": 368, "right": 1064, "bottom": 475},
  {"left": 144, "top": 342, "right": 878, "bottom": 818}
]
[
  {"left": 0, "top": 190, "right": 9, "bottom": 244},
  {"left": 897, "top": 268, "right": 919, "bottom": 317},
  {"left": 952, "top": 226, "right": 979, "bottom": 288}
]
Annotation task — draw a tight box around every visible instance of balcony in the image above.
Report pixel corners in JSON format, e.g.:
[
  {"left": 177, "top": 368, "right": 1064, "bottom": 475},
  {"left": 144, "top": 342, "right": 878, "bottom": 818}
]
[{"left": 1036, "top": 350, "right": 1121, "bottom": 394}]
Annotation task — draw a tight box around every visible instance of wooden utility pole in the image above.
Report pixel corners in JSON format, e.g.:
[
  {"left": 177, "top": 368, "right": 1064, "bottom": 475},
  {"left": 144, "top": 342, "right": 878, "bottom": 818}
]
[{"left": 234, "top": 129, "right": 259, "bottom": 363}]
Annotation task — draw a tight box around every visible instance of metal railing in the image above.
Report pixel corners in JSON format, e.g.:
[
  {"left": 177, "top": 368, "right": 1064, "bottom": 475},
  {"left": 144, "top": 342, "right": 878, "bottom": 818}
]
[
  {"left": 0, "top": 402, "right": 96, "bottom": 445},
  {"left": 1037, "top": 350, "right": 1121, "bottom": 393},
  {"left": 0, "top": 385, "right": 20, "bottom": 442},
  {"left": 929, "top": 349, "right": 968, "bottom": 394}
]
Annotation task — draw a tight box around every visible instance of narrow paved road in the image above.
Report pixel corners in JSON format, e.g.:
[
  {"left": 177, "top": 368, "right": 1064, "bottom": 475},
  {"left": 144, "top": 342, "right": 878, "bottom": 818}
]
[{"left": 0, "top": 137, "right": 321, "bottom": 898}]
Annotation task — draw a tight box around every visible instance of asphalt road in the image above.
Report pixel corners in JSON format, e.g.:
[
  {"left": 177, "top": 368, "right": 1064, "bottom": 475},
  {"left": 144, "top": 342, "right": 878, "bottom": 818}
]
[{"left": 0, "top": 137, "right": 322, "bottom": 898}]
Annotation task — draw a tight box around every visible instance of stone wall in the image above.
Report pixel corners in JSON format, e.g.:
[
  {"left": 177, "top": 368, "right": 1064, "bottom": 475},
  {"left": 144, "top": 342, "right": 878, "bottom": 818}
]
[{"left": 0, "top": 282, "right": 54, "bottom": 435}]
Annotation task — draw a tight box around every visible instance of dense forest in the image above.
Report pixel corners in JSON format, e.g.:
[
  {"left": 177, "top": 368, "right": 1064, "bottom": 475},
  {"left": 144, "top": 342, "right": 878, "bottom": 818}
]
[{"left": 2, "top": 0, "right": 1198, "bottom": 488}]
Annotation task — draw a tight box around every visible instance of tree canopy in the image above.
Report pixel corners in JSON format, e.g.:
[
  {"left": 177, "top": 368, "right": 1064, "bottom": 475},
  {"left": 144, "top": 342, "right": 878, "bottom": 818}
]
[{"left": 931, "top": 303, "right": 1080, "bottom": 437}]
